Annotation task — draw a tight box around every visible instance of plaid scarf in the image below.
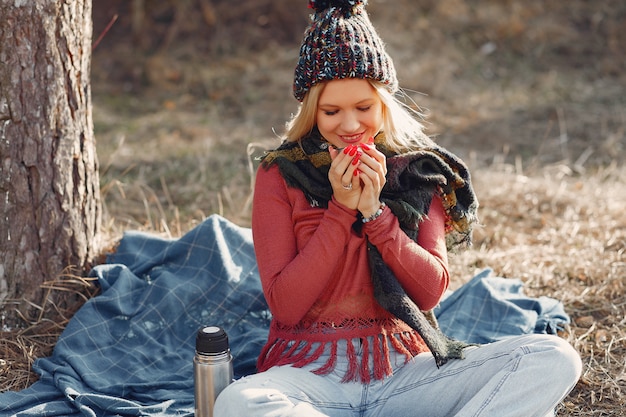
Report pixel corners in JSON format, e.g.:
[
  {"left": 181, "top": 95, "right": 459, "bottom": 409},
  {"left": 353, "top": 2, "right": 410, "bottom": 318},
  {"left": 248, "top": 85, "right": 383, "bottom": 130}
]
[{"left": 261, "top": 131, "right": 479, "bottom": 366}]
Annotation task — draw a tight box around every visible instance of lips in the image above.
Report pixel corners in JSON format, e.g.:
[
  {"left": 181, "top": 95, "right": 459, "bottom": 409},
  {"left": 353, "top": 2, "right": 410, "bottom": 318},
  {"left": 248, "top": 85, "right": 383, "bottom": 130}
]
[{"left": 339, "top": 133, "right": 365, "bottom": 144}]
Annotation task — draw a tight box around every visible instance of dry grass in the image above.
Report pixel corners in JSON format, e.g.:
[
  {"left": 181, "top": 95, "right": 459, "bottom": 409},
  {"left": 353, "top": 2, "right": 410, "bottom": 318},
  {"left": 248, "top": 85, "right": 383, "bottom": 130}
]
[
  {"left": 0, "top": 274, "right": 100, "bottom": 392},
  {"left": 1, "top": 0, "right": 625, "bottom": 415},
  {"left": 448, "top": 162, "right": 626, "bottom": 416}
]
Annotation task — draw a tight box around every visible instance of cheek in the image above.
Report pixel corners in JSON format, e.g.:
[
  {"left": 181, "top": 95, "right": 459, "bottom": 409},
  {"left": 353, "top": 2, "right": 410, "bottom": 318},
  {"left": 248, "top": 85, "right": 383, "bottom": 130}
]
[
  {"left": 316, "top": 116, "right": 336, "bottom": 137},
  {"left": 363, "top": 112, "right": 383, "bottom": 131}
]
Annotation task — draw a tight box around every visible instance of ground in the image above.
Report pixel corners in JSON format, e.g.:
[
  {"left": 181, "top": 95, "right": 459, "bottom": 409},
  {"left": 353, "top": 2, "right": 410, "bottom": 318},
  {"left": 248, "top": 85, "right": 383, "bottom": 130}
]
[
  {"left": 90, "top": 0, "right": 625, "bottom": 229},
  {"left": 1, "top": 0, "right": 624, "bottom": 415}
]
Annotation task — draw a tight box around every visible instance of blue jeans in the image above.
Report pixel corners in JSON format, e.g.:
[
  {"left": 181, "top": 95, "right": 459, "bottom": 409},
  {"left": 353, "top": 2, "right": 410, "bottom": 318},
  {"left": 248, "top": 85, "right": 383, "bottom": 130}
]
[{"left": 214, "top": 334, "right": 581, "bottom": 417}]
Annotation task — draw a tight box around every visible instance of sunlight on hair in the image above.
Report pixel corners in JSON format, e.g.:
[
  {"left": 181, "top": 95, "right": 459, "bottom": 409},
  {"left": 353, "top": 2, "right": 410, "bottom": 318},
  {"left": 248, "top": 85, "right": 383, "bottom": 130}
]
[{"left": 283, "top": 80, "right": 436, "bottom": 153}]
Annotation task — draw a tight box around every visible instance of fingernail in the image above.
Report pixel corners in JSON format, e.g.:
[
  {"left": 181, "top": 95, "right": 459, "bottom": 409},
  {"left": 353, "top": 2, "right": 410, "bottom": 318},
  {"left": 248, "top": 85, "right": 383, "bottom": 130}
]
[
  {"left": 354, "top": 169, "right": 360, "bottom": 176},
  {"left": 360, "top": 143, "right": 370, "bottom": 151},
  {"left": 349, "top": 147, "right": 358, "bottom": 156},
  {"left": 368, "top": 137, "right": 375, "bottom": 144},
  {"left": 343, "top": 146, "right": 352, "bottom": 155},
  {"left": 351, "top": 154, "right": 361, "bottom": 165}
]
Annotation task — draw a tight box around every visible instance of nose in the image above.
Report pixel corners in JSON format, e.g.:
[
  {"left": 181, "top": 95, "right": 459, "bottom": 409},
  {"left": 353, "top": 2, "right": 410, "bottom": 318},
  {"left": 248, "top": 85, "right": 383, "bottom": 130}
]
[{"left": 340, "top": 111, "right": 360, "bottom": 133}]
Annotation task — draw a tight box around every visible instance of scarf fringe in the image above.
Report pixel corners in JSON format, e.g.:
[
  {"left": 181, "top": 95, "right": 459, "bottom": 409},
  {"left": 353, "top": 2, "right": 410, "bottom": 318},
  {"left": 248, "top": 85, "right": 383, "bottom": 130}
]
[
  {"left": 359, "top": 337, "right": 371, "bottom": 383},
  {"left": 294, "top": 341, "right": 325, "bottom": 368},
  {"left": 373, "top": 333, "right": 392, "bottom": 380},
  {"left": 400, "top": 332, "right": 424, "bottom": 356},
  {"left": 342, "top": 339, "right": 359, "bottom": 382},
  {"left": 257, "top": 332, "right": 427, "bottom": 383},
  {"left": 312, "top": 341, "right": 337, "bottom": 376},
  {"left": 389, "top": 333, "right": 411, "bottom": 359}
]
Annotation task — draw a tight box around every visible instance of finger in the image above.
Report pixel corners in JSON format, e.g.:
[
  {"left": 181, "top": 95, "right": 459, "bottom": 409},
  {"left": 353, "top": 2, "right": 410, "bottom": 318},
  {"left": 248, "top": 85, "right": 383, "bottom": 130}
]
[
  {"left": 358, "top": 160, "right": 386, "bottom": 191},
  {"left": 356, "top": 164, "right": 378, "bottom": 189},
  {"left": 356, "top": 153, "right": 385, "bottom": 180},
  {"left": 329, "top": 151, "right": 352, "bottom": 177},
  {"left": 358, "top": 144, "right": 386, "bottom": 165},
  {"left": 330, "top": 164, "right": 359, "bottom": 195},
  {"left": 329, "top": 146, "right": 339, "bottom": 161}
]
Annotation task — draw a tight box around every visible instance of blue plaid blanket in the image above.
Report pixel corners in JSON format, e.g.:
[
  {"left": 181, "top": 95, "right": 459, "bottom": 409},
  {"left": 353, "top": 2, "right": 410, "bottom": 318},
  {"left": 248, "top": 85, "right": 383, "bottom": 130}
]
[{"left": 1, "top": 215, "right": 569, "bottom": 416}]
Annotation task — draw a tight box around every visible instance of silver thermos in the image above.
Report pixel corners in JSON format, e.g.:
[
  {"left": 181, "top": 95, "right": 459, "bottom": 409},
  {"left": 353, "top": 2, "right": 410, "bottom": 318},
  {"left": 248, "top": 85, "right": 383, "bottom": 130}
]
[{"left": 194, "top": 326, "right": 234, "bottom": 417}]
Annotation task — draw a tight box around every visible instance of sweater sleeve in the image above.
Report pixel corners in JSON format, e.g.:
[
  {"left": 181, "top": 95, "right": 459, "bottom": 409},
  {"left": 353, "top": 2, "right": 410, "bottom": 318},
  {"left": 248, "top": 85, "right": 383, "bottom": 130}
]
[
  {"left": 363, "top": 196, "right": 450, "bottom": 311},
  {"left": 251, "top": 165, "right": 359, "bottom": 325}
]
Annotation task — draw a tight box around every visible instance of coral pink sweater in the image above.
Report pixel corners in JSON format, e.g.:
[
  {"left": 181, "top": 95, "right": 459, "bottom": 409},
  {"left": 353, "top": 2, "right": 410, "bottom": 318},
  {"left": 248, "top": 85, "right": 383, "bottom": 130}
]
[{"left": 252, "top": 164, "right": 450, "bottom": 382}]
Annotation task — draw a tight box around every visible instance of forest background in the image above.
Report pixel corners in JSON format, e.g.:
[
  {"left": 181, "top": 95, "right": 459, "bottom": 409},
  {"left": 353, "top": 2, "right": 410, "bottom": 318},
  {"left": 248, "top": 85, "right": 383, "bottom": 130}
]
[{"left": 2, "top": 0, "right": 625, "bottom": 415}]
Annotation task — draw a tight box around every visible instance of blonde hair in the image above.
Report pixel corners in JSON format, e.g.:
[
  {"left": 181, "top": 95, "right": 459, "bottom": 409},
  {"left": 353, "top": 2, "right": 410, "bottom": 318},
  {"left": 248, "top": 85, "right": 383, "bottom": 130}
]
[{"left": 283, "top": 80, "right": 436, "bottom": 153}]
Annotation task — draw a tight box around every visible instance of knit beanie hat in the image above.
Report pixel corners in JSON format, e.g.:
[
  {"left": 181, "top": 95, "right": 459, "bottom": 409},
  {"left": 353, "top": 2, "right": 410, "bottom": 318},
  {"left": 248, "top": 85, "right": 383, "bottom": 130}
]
[{"left": 293, "top": 0, "right": 399, "bottom": 102}]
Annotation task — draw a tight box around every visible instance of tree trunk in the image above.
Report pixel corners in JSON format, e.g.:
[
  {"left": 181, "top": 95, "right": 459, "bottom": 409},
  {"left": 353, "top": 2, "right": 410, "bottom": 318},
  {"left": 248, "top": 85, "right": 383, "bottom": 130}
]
[{"left": 0, "top": 0, "right": 100, "bottom": 325}]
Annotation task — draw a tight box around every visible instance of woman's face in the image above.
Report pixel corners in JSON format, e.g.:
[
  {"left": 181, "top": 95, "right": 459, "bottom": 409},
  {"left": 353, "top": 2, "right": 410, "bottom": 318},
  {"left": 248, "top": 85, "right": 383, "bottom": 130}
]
[{"left": 316, "top": 79, "right": 383, "bottom": 149}]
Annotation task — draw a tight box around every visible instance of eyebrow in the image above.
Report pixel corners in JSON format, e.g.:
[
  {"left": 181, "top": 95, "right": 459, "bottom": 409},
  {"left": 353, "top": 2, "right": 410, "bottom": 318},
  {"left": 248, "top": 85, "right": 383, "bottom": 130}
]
[{"left": 318, "top": 98, "right": 375, "bottom": 108}]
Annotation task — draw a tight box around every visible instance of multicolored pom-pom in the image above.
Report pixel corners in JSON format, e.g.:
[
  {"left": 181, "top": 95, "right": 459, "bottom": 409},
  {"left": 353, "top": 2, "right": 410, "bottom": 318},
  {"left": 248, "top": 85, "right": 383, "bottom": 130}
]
[{"left": 308, "top": 0, "right": 367, "bottom": 13}]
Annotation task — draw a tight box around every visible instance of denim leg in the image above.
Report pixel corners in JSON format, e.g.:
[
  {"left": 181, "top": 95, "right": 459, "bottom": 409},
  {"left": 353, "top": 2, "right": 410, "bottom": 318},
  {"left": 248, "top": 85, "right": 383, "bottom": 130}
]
[
  {"left": 214, "top": 364, "right": 363, "bottom": 417},
  {"left": 214, "top": 334, "right": 581, "bottom": 417},
  {"left": 369, "top": 334, "right": 581, "bottom": 417}
]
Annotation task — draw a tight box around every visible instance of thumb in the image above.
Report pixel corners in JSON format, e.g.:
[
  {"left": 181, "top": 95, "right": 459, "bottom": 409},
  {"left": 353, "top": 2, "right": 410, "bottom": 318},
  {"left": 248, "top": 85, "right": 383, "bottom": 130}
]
[{"left": 328, "top": 146, "right": 339, "bottom": 161}]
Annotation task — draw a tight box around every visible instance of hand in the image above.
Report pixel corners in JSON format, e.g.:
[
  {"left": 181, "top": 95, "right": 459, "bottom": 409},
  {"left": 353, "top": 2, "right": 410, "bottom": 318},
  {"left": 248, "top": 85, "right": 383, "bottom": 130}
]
[
  {"left": 354, "top": 141, "right": 387, "bottom": 218},
  {"left": 328, "top": 139, "right": 387, "bottom": 215},
  {"left": 328, "top": 145, "right": 361, "bottom": 210}
]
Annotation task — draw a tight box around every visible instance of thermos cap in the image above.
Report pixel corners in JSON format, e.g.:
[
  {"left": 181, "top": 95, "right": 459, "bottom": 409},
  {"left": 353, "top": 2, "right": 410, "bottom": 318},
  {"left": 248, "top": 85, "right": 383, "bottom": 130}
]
[{"left": 196, "top": 326, "right": 229, "bottom": 354}]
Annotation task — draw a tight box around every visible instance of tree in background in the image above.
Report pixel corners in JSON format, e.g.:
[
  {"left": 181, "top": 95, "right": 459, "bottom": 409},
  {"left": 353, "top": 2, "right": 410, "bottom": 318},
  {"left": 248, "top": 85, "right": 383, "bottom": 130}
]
[{"left": 0, "top": 0, "right": 100, "bottom": 326}]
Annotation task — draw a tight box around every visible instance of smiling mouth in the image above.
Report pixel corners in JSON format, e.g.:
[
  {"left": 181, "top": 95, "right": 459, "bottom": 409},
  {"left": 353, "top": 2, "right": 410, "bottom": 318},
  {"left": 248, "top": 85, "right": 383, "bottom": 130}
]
[{"left": 340, "top": 133, "right": 364, "bottom": 143}]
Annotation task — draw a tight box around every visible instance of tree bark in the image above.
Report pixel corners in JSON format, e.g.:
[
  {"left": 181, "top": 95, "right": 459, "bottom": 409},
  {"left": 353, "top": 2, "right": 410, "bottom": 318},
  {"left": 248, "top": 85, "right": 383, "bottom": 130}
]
[{"left": 0, "top": 0, "right": 100, "bottom": 325}]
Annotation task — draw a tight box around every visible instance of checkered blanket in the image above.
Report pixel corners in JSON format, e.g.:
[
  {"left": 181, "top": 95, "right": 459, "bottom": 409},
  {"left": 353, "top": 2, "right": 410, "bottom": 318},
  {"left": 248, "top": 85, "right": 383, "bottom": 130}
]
[{"left": 1, "top": 215, "right": 569, "bottom": 416}]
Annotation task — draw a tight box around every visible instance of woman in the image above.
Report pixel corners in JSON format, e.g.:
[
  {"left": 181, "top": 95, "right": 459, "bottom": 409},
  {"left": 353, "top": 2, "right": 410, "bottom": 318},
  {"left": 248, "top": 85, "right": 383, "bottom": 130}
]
[{"left": 215, "top": 1, "right": 582, "bottom": 416}]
